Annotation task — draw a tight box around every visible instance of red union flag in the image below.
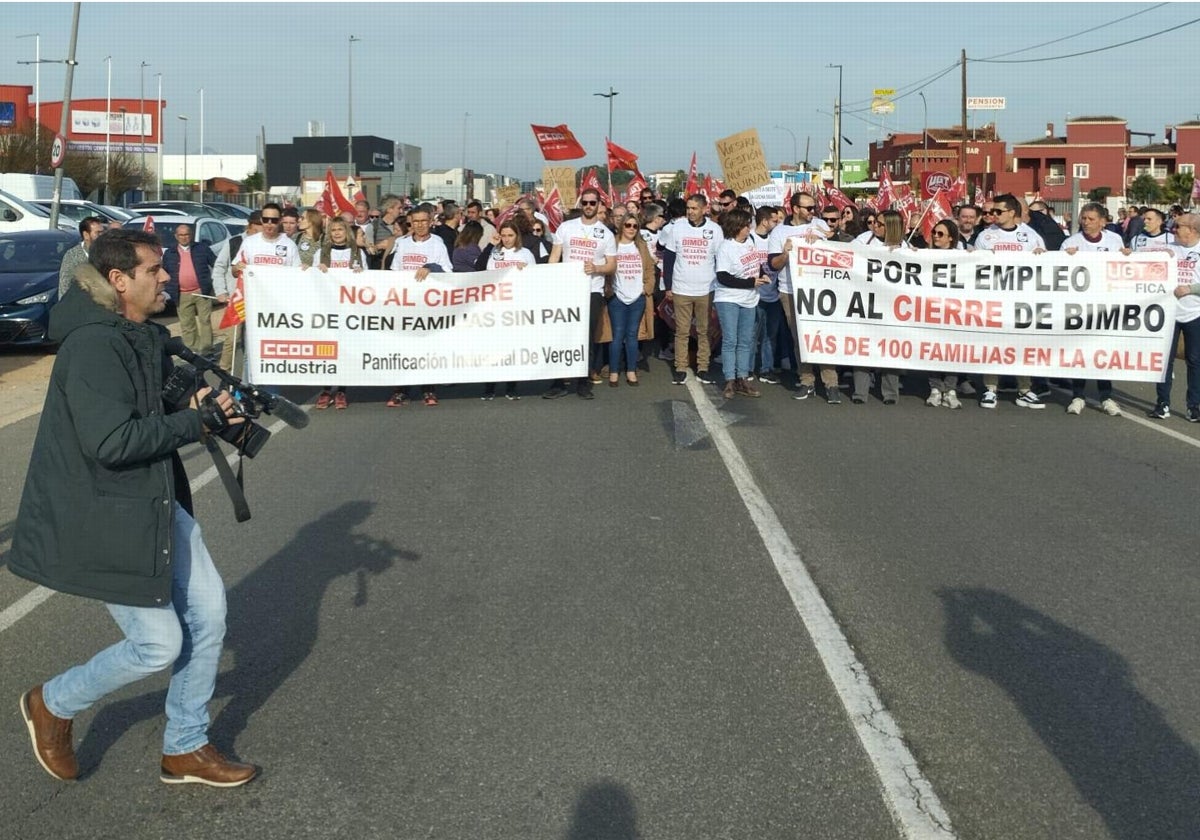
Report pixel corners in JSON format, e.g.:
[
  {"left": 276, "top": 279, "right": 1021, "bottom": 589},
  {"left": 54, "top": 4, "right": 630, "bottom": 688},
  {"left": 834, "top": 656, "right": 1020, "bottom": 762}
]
[
  {"left": 605, "top": 138, "right": 639, "bottom": 172},
  {"left": 625, "top": 172, "right": 647, "bottom": 204},
  {"left": 920, "top": 170, "right": 953, "bottom": 200},
  {"left": 826, "top": 186, "right": 853, "bottom": 212},
  {"left": 531, "top": 124, "right": 587, "bottom": 161},
  {"left": 218, "top": 277, "right": 245, "bottom": 328},
  {"left": 579, "top": 167, "right": 607, "bottom": 204},
  {"left": 142, "top": 213, "right": 155, "bottom": 233},
  {"left": 948, "top": 172, "right": 968, "bottom": 205},
  {"left": 684, "top": 152, "right": 699, "bottom": 197},
  {"left": 877, "top": 170, "right": 896, "bottom": 210},
  {"left": 542, "top": 186, "right": 564, "bottom": 232},
  {"left": 920, "top": 189, "right": 953, "bottom": 243}
]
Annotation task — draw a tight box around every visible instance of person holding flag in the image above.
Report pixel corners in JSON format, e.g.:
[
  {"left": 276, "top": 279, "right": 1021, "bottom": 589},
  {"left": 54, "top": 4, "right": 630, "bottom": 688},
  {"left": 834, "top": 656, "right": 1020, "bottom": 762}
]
[{"left": 211, "top": 211, "right": 260, "bottom": 372}]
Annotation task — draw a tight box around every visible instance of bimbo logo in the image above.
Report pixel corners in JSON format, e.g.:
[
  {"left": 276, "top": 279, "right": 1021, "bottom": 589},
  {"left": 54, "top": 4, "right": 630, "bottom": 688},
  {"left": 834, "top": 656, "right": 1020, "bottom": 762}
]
[
  {"left": 260, "top": 340, "right": 339, "bottom": 359},
  {"left": 794, "top": 247, "right": 853, "bottom": 269}
]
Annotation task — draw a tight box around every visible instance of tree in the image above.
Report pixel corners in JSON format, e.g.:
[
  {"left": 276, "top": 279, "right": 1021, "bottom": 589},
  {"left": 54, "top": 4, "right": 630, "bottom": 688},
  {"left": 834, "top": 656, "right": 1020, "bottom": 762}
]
[
  {"left": 243, "top": 171, "right": 263, "bottom": 192},
  {"left": 661, "top": 169, "right": 686, "bottom": 200},
  {"left": 1163, "top": 171, "right": 1194, "bottom": 205},
  {"left": 1127, "top": 173, "right": 1163, "bottom": 204},
  {"left": 0, "top": 121, "right": 51, "bottom": 174},
  {"left": 1087, "top": 186, "right": 1112, "bottom": 202}
]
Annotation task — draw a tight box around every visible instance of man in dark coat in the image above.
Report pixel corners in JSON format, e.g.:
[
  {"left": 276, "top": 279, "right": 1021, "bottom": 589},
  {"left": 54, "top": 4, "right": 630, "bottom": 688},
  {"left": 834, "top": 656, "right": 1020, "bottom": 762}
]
[
  {"left": 11, "top": 229, "right": 256, "bottom": 788},
  {"left": 162, "top": 223, "right": 217, "bottom": 355}
]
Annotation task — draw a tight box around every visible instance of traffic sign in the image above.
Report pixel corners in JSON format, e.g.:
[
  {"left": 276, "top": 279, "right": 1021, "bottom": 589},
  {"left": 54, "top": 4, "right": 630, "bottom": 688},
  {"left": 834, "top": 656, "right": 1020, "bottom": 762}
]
[{"left": 50, "top": 134, "right": 66, "bottom": 168}]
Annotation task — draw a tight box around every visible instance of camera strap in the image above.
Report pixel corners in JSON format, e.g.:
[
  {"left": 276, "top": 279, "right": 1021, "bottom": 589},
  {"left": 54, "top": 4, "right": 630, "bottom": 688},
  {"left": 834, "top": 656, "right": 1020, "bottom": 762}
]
[{"left": 204, "top": 435, "right": 252, "bottom": 522}]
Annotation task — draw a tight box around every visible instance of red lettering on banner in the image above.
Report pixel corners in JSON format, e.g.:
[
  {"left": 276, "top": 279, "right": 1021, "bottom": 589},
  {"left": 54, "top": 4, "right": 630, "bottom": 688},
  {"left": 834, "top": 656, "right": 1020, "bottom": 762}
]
[
  {"left": 423, "top": 282, "right": 515, "bottom": 307},
  {"left": 893, "top": 295, "right": 1002, "bottom": 328},
  {"left": 1105, "top": 262, "right": 1167, "bottom": 283}
]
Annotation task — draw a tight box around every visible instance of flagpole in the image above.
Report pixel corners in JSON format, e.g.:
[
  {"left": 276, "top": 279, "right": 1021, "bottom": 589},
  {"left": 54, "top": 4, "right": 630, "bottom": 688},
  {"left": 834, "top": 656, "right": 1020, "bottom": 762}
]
[{"left": 905, "top": 189, "right": 941, "bottom": 245}]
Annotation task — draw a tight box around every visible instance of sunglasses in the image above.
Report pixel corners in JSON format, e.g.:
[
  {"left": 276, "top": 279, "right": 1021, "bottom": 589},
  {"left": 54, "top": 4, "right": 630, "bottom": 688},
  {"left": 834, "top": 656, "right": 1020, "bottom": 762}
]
[
  {"left": 933, "top": 231, "right": 949, "bottom": 238},
  {"left": 580, "top": 200, "right": 599, "bottom": 206},
  {"left": 368, "top": 214, "right": 381, "bottom": 219},
  {"left": 261, "top": 216, "right": 281, "bottom": 223},
  {"left": 623, "top": 222, "right": 639, "bottom": 229},
  {"left": 823, "top": 217, "right": 839, "bottom": 223},
  {"left": 532, "top": 228, "right": 544, "bottom": 234},
  {"left": 798, "top": 205, "right": 817, "bottom": 212}
]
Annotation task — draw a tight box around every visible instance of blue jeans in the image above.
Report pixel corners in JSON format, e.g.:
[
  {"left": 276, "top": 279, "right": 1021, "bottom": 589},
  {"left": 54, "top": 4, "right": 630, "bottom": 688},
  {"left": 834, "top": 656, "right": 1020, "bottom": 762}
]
[
  {"left": 715, "top": 301, "right": 757, "bottom": 380},
  {"left": 1156, "top": 318, "right": 1200, "bottom": 408},
  {"left": 42, "top": 504, "right": 228, "bottom": 756},
  {"left": 607, "top": 295, "right": 645, "bottom": 373},
  {"left": 755, "top": 299, "right": 784, "bottom": 372}
]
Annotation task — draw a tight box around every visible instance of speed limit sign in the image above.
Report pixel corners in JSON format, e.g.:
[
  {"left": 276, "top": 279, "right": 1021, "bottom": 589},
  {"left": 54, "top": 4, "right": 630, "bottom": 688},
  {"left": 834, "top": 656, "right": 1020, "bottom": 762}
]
[{"left": 50, "top": 134, "right": 66, "bottom": 168}]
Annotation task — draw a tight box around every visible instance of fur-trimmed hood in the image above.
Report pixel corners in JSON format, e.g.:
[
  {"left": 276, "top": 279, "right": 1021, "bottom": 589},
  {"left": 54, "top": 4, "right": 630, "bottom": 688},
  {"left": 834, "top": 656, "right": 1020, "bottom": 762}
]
[{"left": 48, "top": 262, "right": 123, "bottom": 343}]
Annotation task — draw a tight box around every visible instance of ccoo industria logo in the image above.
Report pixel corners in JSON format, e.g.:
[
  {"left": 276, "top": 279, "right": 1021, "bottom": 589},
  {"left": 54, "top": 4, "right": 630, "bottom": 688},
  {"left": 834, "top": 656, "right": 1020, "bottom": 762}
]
[{"left": 259, "top": 340, "right": 339, "bottom": 360}]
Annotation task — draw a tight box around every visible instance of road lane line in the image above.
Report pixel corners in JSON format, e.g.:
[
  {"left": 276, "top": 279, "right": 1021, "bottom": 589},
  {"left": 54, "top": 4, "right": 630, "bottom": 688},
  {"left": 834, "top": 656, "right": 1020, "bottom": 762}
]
[
  {"left": 0, "top": 415, "right": 300, "bottom": 636},
  {"left": 685, "top": 379, "right": 957, "bottom": 840}
]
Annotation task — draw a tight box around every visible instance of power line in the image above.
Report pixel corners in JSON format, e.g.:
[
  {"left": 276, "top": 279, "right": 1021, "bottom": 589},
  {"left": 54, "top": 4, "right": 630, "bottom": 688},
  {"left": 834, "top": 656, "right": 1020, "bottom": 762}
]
[
  {"left": 843, "top": 62, "right": 960, "bottom": 115},
  {"left": 843, "top": 61, "right": 959, "bottom": 110},
  {"left": 979, "top": 2, "right": 1167, "bottom": 60},
  {"left": 972, "top": 16, "right": 1200, "bottom": 63}
]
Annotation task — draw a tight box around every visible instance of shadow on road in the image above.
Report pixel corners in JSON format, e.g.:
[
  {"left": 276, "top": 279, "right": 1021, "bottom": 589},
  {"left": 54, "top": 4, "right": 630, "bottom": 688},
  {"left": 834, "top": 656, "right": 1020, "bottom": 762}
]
[
  {"left": 939, "top": 587, "right": 1200, "bottom": 840},
  {"left": 565, "top": 780, "right": 642, "bottom": 840},
  {"left": 75, "top": 500, "right": 416, "bottom": 772}
]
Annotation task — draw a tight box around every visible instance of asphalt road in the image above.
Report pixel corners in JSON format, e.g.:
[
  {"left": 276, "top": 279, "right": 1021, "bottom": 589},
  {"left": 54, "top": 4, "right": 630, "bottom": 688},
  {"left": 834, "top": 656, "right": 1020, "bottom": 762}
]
[{"left": 1, "top": 346, "right": 1198, "bottom": 840}]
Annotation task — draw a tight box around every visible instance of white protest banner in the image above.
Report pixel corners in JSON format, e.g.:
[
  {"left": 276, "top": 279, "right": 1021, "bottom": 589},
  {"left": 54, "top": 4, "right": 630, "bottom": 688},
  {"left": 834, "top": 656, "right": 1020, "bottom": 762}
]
[
  {"left": 788, "top": 242, "right": 1176, "bottom": 381},
  {"left": 243, "top": 265, "right": 590, "bottom": 386}
]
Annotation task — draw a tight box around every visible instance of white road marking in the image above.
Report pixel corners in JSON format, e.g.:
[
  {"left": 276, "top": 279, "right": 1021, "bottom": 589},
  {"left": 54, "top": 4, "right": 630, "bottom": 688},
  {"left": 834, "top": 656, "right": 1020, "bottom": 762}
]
[
  {"left": 685, "top": 377, "right": 957, "bottom": 840},
  {"left": 0, "top": 415, "right": 301, "bottom": 636}
]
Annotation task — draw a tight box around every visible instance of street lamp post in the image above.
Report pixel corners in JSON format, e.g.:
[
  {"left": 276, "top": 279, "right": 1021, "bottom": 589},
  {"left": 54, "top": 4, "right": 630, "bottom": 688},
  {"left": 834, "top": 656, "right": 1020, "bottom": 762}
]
[
  {"left": 16, "top": 34, "right": 42, "bottom": 172},
  {"left": 461, "top": 111, "right": 470, "bottom": 203},
  {"left": 347, "top": 35, "right": 359, "bottom": 178},
  {"left": 198, "top": 88, "right": 204, "bottom": 202},
  {"left": 155, "top": 73, "right": 163, "bottom": 200},
  {"left": 593, "top": 87, "right": 619, "bottom": 200},
  {"left": 178, "top": 114, "right": 189, "bottom": 193},
  {"left": 104, "top": 56, "right": 112, "bottom": 204},
  {"left": 774, "top": 124, "right": 798, "bottom": 170},
  {"left": 828, "top": 63, "right": 844, "bottom": 188},
  {"left": 918, "top": 91, "right": 928, "bottom": 180},
  {"left": 139, "top": 61, "right": 150, "bottom": 195}
]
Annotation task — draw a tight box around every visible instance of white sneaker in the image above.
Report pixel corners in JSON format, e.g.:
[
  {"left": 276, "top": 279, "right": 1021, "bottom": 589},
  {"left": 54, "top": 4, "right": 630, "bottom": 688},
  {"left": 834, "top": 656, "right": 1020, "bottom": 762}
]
[
  {"left": 926, "top": 389, "right": 942, "bottom": 407},
  {"left": 1066, "top": 397, "right": 1085, "bottom": 415},
  {"left": 980, "top": 390, "right": 998, "bottom": 409},
  {"left": 1100, "top": 398, "right": 1121, "bottom": 416},
  {"left": 1015, "top": 390, "right": 1046, "bottom": 410},
  {"left": 944, "top": 390, "right": 962, "bottom": 409}
]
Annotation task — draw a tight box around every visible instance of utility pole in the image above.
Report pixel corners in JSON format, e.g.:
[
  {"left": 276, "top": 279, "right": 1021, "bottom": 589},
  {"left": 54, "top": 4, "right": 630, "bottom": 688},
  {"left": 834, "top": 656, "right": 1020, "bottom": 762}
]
[
  {"left": 347, "top": 36, "right": 359, "bottom": 177},
  {"left": 50, "top": 4, "right": 81, "bottom": 230},
  {"left": 140, "top": 61, "right": 149, "bottom": 196},
  {"left": 594, "top": 86, "right": 619, "bottom": 200},
  {"left": 961, "top": 49, "right": 968, "bottom": 198},
  {"left": 829, "top": 64, "right": 844, "bottom": 188},
  {"left": 16, "top": 34, "right": 42, "bottom": 173}
]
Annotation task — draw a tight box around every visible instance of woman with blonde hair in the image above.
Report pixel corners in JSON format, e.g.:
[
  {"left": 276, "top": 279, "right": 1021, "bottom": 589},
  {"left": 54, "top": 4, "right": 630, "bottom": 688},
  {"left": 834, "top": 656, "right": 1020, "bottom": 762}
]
[
  {"left": 296, "top": 209, "right": 325, "bottom": 269},
  {"left": 607, "top": 212, "right": 655, "bottom": 386}
]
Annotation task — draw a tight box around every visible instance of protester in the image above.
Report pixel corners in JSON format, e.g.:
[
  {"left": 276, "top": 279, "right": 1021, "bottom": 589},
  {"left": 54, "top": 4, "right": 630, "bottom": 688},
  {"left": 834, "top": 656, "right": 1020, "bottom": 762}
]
[
  {"left": 57, "top": 216, "right": 107, "bottom": 298},
  {"left": 664, "top": 193, "right": 723, "bottom": 386},
  {"left": 295, "top": 209, "right": 325, "bottom": 269},
  {"left": 452, "top": 221, "right": 485, "bottom": 273},
  {"left": 387, "top": 204, "right": 450, "bottom": 407},
  {"left": 12, "top": 228, "right": 256, "bottom": 788},
  {"left": 475, "top": 221, "right": 536, "bottom": 400},
  {"left": 1149, "top": 213, "right": 1200, "bottom": 422},
  {"left": 750, "top": 205, "right": 783, "bottom": 384},
  {"left": 310, "top": 219, "right": 365, "bottom": 412},
  {"left": 714, "top": 209, "right": 769, "bottom": 399},
  {"left": 281, "top": 206, "right": 301, "bottom": 242},
  {"left": 163, "top": 223, "right": 217, "bottom": 356},
  {"left": 923, "top": 219, "right": 964, "bottom": 409},
  {"left": 607, "top": 212, "right": 655, "bottom": 387}
]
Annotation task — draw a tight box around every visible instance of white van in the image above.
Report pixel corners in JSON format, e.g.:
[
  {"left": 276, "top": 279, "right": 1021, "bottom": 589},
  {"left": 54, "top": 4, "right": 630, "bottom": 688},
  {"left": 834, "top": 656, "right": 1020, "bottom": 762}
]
[{"left": 0, "top": 173, "right": 83, "bottom": 201}]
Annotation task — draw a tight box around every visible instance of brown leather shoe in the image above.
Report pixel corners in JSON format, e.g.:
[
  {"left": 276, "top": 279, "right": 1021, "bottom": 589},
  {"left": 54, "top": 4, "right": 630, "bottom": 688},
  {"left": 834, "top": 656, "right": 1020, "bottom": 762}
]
[
  {"left": 161, "top": 744, "right": 257, "bottom": 788},
  {"left": 722, "top": 380, "right": 736, "bottom": 400},
  {"left": 20, "top": 685, "right": 78, "bottom": 781},
  {"left": 736, "top": 378, "right": 761, "bottom": 398}
]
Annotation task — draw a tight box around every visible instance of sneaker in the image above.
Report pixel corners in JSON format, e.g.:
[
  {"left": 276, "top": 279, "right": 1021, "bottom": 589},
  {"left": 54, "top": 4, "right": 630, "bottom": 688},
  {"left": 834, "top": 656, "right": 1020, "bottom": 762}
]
[
  {"left": 959, "top": 380, "right": 977, "bottom": 396},
  {"left": 385, "top": 390, "right": 407, "bottom": 408},
  {"left": 333, "top": 391, "right": 348, "bottom": 410},
  {"left": 1188, "top": 406, "right": 1200, "bottom": 423},
  {"left": 672, "top": 370, "right": 687, "bottom": 385},
  {"left": 315, "top": 390, "right": 332, "bottom": 410},
  {"left": 852, "top": 395, "right": 867, "bottom": 404},
  {"left": 980, "top": 390, "right": 998, "bottom": 409},
  {"left": 1148, "top": 402, "right": 1170, "bottom": 419},
  {"left": 422, "top": 392, "right": 438, "bottom": 407},
  {"left": 160, "top": 744, "right": 257, "bottom": 788},
  {"left": 656, "top": 347, "right": 675, "bottom": 361},
  {"left": 793, "top": 384, "right": 813, "bottom": 401},
  {"left": 825, "top": 386, "right": 842, "bottom": 404},
  {"left": 589, "top": 371, "right": 603, "bottom": 384},
  {"left": 1066, "top": 397, "right": 1085, "bottom": 415},
  {"left": 944, "top": 390, "right": 962, "bottom": 410},
  {"left": 758, "top": 370, "right": 780, "bottom": 385},
  {"left": 722, "top": 380, "right": 736, "bottom": 400},
  {"left": 696, "top": 369, "right": 715, "bottom": 385},
  {"left": 576, "top": 385, "right": 595, "bottom": 400},
  {"left": 505, "top": 389, "right": 520, "bottom": 401},
  {"left": 481, "top": 392, "right": 495, "bottom": 401},
  {"left": 1015, "top": 390, "right": 1046, "bottom": 409},
  {"left": 926, "top": 389, "right": 942, "bottom": 408},
  {"left": 1100, "top": 398, "right": 1121, "bottom": 416},
  {"left": 543, "top": 385, "right": 570, "bottom": 399},
  {"left": 20, "top": 686, "right": 78, "bottom": 781},
  {"left": 736, "top": 378, "right": 761, "bottom": 398}
]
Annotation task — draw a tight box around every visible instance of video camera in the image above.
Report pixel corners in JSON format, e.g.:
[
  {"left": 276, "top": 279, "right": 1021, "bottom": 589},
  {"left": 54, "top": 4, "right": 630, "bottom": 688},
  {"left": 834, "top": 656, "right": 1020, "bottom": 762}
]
[{"left": 162, "top": 337, "right": 309, "bottom": 458}]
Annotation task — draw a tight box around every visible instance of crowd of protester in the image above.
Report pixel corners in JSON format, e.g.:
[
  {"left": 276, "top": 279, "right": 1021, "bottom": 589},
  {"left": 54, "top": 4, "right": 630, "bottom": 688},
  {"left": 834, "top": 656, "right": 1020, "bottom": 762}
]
[{"left": 146, "top": 188, "right": 1200, "bottom": 423}]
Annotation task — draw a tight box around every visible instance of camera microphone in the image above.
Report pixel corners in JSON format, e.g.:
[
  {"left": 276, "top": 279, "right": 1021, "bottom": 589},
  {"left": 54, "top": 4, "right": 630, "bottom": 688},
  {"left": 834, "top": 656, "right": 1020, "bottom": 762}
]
[{"left": 164, "top": 338, "right": 310, "bottom": 430}]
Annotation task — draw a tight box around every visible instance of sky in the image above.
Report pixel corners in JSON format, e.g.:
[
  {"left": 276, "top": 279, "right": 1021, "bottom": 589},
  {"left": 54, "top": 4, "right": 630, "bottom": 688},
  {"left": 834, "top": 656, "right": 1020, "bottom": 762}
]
[{"left": 4, "top": 1, "right": 1196, "bottom": 180}]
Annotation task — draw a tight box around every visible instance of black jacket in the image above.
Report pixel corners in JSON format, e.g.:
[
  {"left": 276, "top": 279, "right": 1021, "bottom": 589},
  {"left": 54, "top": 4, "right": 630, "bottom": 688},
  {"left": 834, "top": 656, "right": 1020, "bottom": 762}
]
[
  {"left": 163, "top": 241, "right": 217, "bottom": 302},
  {"left": 9, "top": 264, "right": 203, "bottom": 607}
]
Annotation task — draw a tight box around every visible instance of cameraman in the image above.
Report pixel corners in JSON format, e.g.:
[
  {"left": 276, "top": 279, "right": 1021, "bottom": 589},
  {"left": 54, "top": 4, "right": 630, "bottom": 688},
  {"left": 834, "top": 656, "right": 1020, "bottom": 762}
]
[{"left": 11, "top": 229, "right": 257, "bottom": 788}]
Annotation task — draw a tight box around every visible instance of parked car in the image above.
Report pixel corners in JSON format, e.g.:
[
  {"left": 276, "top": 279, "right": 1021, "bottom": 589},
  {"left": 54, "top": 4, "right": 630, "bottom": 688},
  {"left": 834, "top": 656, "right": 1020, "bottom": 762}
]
[
  {"left": 122, "top": 214, "right": 239, "bottom": 251},
  {"left": 30, "top": 199, "right": 130, "bottom": 226},
  {"left": 130, "top": 200, "right": 234, "bottom": 219},
  {"left": 0, "top": 173, "right": 83, "bottom": 201},
  {"left": 0, "top": 188, "right": 76, "bottom": 233},
  {"left": 95, "top": 204, "right": 137, "bottom": 222},
  {"left": 204, "top": 201, "right": 253, "bottom": 219},
  {"left": 0, "top": 229, "right": 80, "bottom": 348}
]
